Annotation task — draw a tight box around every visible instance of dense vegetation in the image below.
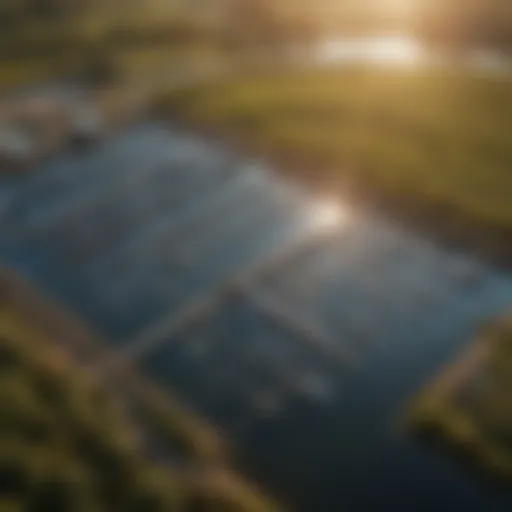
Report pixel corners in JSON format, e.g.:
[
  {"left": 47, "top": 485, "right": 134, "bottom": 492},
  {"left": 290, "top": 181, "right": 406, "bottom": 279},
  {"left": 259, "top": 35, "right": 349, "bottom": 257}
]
[
  {"left": 0, "top": 281, "right": 278, "bottom": 512},
  {"left": 157, "top": 66, "right": 512, "bottom": 262},
  {"left": 407, "top": 314, "right": 512, "bottom": 481}
]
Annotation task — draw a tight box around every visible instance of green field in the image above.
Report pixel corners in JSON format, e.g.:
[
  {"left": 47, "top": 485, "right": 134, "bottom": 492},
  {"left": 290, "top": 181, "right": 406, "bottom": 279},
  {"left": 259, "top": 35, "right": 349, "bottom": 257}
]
[
  {"left": 0, "top": 273, "right": 278, "bottom": 512},
  {"left": 0, "top": 5, "right": 218, "bottom": 91},
  {"left": 407, "top": 314, "right": 512, "bottom": 481},
  {"left": 157, "top": 66, "right": 512, "bottom": 260}
]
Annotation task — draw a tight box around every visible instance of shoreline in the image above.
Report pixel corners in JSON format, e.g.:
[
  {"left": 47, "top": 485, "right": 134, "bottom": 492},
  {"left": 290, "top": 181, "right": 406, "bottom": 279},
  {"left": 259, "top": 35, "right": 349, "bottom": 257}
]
[
  {"left": 160, "top": 113, "right": 512, "bottom": 271},
  {"left": 0, "top": 266, "right": 279, "bottom": 511},
  {"left": 406, "top": 313, "right": 512, "bottom": 484},
  {"left": 0, "top": 266, "right": 226, "bottom": 461}
]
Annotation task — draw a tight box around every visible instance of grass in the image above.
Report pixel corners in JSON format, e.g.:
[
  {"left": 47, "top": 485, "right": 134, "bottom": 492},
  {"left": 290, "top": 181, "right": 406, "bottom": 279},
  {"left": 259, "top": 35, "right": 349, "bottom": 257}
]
[
  {"left": 115, "top": 44, "right": 225, "bottom": 80},
  {"left": 0, "top": 16, "right": 96, "bottom": 91},
  {"left": 406, "top": 313, "right": 512, "bottom": 481},
  {"left": 157, "top": 66, "right": 512, "bottom": 261},
  {"left": 0, "top": 39, "right": 224, "bottom": 95},
  {"left": 0, "top": 58, "right": 70, "bottom": 92},
  {"left": 0, "top": 311, "right": 184, "bottom": 511},
  {"left": 0, "top": 270, "right": 279, "bottom": 512},
  {"left": 0, "top": 11, "right": 210, "bottom": 92}
]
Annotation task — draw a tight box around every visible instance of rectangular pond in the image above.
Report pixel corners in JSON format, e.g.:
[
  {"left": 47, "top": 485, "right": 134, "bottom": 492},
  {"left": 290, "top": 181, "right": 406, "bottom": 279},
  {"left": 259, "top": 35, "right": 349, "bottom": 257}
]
[{"left": 1, "top": 122, "right": 511, "bottom": 511}]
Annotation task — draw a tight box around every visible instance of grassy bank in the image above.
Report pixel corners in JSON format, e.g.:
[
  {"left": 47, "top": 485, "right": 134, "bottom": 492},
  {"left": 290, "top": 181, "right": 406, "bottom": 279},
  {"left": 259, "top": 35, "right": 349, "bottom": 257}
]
[
  {"left": 406, "top": 313, "right": 512, "bottom": 482},
  {"left": 0, "top": 315, "right": 184, "bottom": 510},
  {"left": 0, "top": 269, "right": 278, "bottom": 511},
  {"left": 156, "top": 66, "right": 512, "bottom": 264}
]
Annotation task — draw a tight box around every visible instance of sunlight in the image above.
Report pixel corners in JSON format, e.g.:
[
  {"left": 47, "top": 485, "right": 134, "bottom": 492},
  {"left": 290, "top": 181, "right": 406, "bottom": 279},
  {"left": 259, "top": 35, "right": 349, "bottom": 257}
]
[
  {"left": 308, "top": 200, "right": 350, "bottom": 232},
  {"left": 318, "top": 36, "right": 425, "bottom": 66},
  {"left": 382, "top": 0, "right": 417, "bottom": 21},
  {"left": 372, "top": 37, "right": 424, "bottom": 63}
]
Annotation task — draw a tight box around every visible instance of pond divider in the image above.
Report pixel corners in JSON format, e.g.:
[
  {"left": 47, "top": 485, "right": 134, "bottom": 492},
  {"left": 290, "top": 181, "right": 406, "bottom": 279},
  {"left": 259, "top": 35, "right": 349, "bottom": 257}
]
[
  {"left": 247, "top": 285, "right": 359, "bottom": 366},
  {"left": 103, "top": 222, "right": 340, "bottom": 373}
]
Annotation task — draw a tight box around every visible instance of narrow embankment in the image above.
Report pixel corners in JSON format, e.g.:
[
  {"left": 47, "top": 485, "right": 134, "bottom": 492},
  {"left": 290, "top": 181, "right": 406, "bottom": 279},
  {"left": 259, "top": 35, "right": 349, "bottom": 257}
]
[
  {"left": 0, "top": 267, "right": 280, "bottom": 512},
  {"left": 406, "top": 313, "right": 512, "bottom": 483}
]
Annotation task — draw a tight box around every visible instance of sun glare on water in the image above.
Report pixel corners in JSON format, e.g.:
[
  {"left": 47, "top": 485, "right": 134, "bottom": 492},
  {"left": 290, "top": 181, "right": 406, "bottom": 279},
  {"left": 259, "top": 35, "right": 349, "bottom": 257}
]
[{"left": 308, "top": 200, "right": 350, "bottom": 232}]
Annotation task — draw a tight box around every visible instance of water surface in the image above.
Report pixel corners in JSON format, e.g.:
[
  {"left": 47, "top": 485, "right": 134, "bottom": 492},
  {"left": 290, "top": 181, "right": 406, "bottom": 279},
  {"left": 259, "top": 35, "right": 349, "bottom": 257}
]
[{"left": 1, "top": 122, "right": 511, "bottom": 511}]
